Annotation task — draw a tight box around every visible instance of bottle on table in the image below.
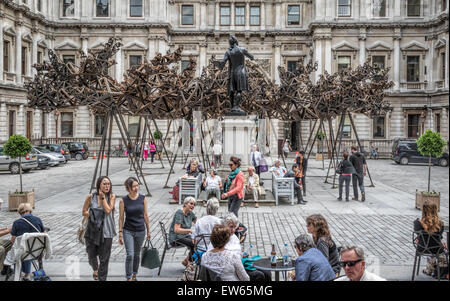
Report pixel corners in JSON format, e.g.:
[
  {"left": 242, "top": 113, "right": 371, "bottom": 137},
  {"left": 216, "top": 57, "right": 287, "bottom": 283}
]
[
  {"left": 270, "top": 244, "right": 277, "bottom": 267},
  {"left": 282, "top": 243, "right": 291, "bottom": 266},
  {"left": 243, "top": 244, "right": 253, "bottom": 258}
]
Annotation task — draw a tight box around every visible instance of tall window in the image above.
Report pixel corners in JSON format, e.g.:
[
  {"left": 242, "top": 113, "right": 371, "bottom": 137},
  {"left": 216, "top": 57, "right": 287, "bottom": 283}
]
[
  {"left": 62, "top": 0, "right": 75, "bottom": 17},
  {"left": 287, "top": 5, "right": 300, "bottom": 25},
  {"left": 41, "top": 112, "right": 46, "bottom": 137},
  {"left": 220, "top": 6, "right": 230, "bottom": 25},
  {"left": 407, "top": 0, "right": 420, "bottom": 16},
  {"left": 129, "top": 55, "right": 142, "bottom": 67},
  {"left": 373, "top": 0, "right": 386, "bottom": 17},
  {"left": 130, "top": 0, "right": 143, "bottom": 17},
  {"left": 338, "top": 0, "right": 351, "bottom": 17},
  {"left": 22, "top": 47, "right": 27, "bottom": 75},
  {"left": 61, "top": 112, "right": 73, "bottom": 137},
  {"left": 372, "top": 55, "right": 385, "bottom": 69},
  {"left": 63, "top": 55, "right": 75, "bottom": 65},
  {"left": 406, "top": 56, "right": 420, "bottom": 82},
  {"left": 443, "top": 0, "right": 448, "bottom": 11},
  {"left": 436, "top": 114, "right": 441, "bottom": 133},
  {"left": 342, "top": 115, "right": 351, "bottom": 137},
  {"left": 441, "top": 53, "right": 446, "bottom": 80},
  {"left": 373, "top": 117, "right": 385, "bottom": 138},
  {"left": 181, "top": 60, "right": 190, "bottom": 72},
  {"left": 96, "top": 0, "right": 109, "bottom": 17},
  {"left": 37, "top": 0, "right": 42, "bottom": 12},
  {"left": 9, "top": 110, "right": 15, "bottom": 137},
  {"left": 128, "top": 116, "right": 140, "bottom": 137},
  {"left": 408, "top": 114, "right": 420, "bottom": 138},
  {"left": 338, "top": 56, "right": 351, "bottom": 73},
  {"left": 250, "top": 6, "right": 260, "bottom": 25},
  {"left": 287, "top": 61, "right": 298, "bottom": 73},
  {"left": 95, "top": 115, "right": 106, "bottom": 136},
  {"left": 235, "top": 6, "right": 245, "bottom": 25},
  {"left": 37, "top": 51, "right": 43, "bottom": 64},
  {"left": 181, "top": 5, "right": 194, "bottom": 25},
  {"left": 3, "top": 41, "right": 9, "bottom": 72}
]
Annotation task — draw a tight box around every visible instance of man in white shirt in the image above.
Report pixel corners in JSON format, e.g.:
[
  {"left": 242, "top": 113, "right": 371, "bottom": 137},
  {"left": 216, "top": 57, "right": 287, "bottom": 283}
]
[
  {"left": 270, "top": 160, "right": 287, "bottom": 179},
  {"left": 249, "top": 145, "right": 262, "bottom": 177},
  {"left": 335, "top": 246, "right": 386, "bottom": 281},
  {"left": 213, "top": 142, "right": 222, "bottom": 167}
]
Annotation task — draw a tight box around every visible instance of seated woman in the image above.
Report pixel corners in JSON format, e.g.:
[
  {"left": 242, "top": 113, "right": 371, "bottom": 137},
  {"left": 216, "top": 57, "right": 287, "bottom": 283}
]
[
  {"left": 168, "top": 197, "right": 197, "bottom": 266},
  {"left": 203, "top": 169, "right": 222, "bottom": 201},
  {"left": 414, "top": 200, "right": 446, "bottom": 276},
  {"left": 4, "top": 203, "right": 46, "bottom": 281},
  {"left": 192, "top": 198, "right": 222, "bottom": 251},
  {"left": 292, "top": 234, "right": 336, "bottom": 281},
  {"left": 0, "top": 227, "right": 12, "bottom": 275},
  {"left": 306, "top": 214, "right": 341, "bottom": 275},
  {"left": 185, "top": 159, "right": 205, "bottom": 174},
  {"left": 201, "top": 224, "right": 249, "bottom": 281},
  {"left": 170, "top": 160, "right": 202, "bottom": 204}
]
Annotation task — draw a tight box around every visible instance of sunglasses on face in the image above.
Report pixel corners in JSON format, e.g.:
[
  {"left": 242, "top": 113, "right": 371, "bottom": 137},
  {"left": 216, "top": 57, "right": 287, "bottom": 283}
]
[
  {"left": 339, "top": 259, "right": 362, "bottom": 268},
  {"left": 228, "top": 163, "right": 234, "bottom": 167}
]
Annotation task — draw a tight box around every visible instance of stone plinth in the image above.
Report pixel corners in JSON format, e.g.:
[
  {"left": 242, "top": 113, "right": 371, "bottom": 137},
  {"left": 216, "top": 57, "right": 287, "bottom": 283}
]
[{"left": 222, "top": 116, "right": 254, "bottom": 167}]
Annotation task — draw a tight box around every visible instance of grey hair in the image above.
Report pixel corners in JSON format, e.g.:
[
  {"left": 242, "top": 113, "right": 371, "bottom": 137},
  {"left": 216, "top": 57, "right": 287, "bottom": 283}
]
[
  {"left": 206, "top": 197, "right": 220, "bottom": 216},
  {"left": 340, "top": 245, "right": 365, "bottom": 261},
  {"left": 247, "top": 166, "right": 255, "bottom": 171},
  {"left": 183, "top": 196, "right": 196, "bottom": 207},
  {"left": 223, "top": 212, "right": 239, "bottom": 226},
  {"left": 274, "top": 159, "right": 281, "bottom": 165},
  {"left": 294, "top": 234, "right": 315, "bottom": 252}
]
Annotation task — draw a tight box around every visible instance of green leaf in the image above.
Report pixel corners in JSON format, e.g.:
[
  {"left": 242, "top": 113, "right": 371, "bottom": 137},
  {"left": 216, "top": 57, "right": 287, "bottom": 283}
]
[
  {"left": 3, "top": 135, "right": 33, "bottom": 158},
  {"left": 417, "top": 130, "right": 447, "bottom": 158}
]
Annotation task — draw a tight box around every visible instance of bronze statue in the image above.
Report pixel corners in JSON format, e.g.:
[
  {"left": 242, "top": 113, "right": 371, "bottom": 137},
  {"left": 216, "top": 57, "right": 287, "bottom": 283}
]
[{"left": 214, "top": 36, "right": 254, "bottom": 116}]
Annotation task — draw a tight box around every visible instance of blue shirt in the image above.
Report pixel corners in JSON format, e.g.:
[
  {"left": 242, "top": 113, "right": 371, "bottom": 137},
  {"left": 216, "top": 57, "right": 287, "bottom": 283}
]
[
  {"left": 295, "top": 248, "right": 336, "bottom": 281},
  {"left": 11, "top": 214, "right": 45, "bottom": 237}
]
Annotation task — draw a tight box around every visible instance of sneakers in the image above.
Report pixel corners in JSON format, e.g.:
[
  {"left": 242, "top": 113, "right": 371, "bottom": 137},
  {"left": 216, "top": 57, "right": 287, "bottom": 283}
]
[
  {"left": 361, "top": 193, "right": 366, "bottom": 202},
  {"left": 337, "top": 197, "right": 342, "bottom": 201}
]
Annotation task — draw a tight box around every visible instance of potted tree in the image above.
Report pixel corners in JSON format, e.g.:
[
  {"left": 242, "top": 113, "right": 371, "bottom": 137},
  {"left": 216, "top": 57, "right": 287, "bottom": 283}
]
[
  {"left": 415, "top": 129, "right": 447, "bottom": 211},
  {"left": 316, "top": 130, "right": 326, "bottom": 161},
  {"left": 3, "top": 135, "right": 35, "bottom": 211},
  {"left": 153, "top": 130, "right": 163, "bottom": 160}
]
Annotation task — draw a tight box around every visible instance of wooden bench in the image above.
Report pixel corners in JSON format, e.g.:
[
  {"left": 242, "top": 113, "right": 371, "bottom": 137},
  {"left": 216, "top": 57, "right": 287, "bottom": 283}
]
[
  {"left": 272, "top": 174, "right": 295, "bottom": 206},
  {"left": 179, "top": 174, "right": 203, "bottom": 204}
]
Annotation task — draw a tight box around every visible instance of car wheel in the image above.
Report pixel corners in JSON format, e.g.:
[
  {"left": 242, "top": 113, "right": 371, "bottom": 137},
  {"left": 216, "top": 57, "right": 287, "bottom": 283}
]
[
  {"left": 400, "top": 157, "right": 409, "bottom": 165},
  {"left": 439, "top": 158, "right": 448, "bottom": 167},
  {"left": 75, "top": 153, "right": 83, "bottom": 161},
  {"left": 9, "top": 163, "right": 20, "bottom": 174}
]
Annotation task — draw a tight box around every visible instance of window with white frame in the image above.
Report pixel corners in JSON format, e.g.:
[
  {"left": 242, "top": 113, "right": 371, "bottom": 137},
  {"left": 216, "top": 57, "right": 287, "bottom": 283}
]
[
  {"left": 407, "top": 0, "right": 420, "bottom": 16},
  {"left": 235, "top": 6, "right": 245, "bottom": 25},
  {"left": 441, "top": 52, "right": 446, "bottom": 80},
  {"left": 181, "top": 5, "right": 194, "bottom": 25},
  {"left": 221, "top": 6, "right": 230, "bottom": 25},
  {"left": 3, "top": 41, "right": 10, "bottom": 72},
  {"left": 41, "top": 112, "right": 46, "bottom": 137},
  {"left": 406, "top": 56, "right": 420, "bottom": 82},
  {"left": 63, "top": 55, "right": 76, "bottom": 65},
  {"left": 338, "top": 0, "right": 351, "bottom": 17},
  {"left": 373, "top": 0, "right": 386, "bottom": 17},
  {"left": 287, "top": 5, "right": 300, "bottom": 25},
  {"left": 181, "top": 60, "right": 190, "bottom": 72},
  {"left": 37, "top": 50, "right": 43, "bottom": 64},
  {"left": 373, "top": 116, "right": 385, "bottom": 138},
  {"left": 129, "top": 55, "right": 142, "bottom": 67},
  {"left": 94, "top": 115, "right": 106, "bottom": 136},
  {"left": 287, "top": 61, "right": 298, "bottom": 73},
  {"left": 130, "top": 0, "right": 143, "bottom": 17},
  {"left": 342, "top": 115, "right": 351, "bottom": 138},
  {"left": 37, "top": 0, "right": 42, "bottom": 12},
  {"left": 96, "top": 0, "right": 109, "bottom": 17},
  {"left": 338, "top": 56, "right": 351, "bottom": 73},
  {"left": 62, "top": 0, "right": 75, "bottom": 17},
  {"left": 250, "top": 6, "right": 260, "bottom": 25},
  {"left": 21, "top": 47, "right": 27, "bottom": 75},
  {"left": 61, "top": 112, "right": 74, "bottom": 137},
  {"left": 128, "top": 116, "right": 140, "bottom": 137},
  {"left": 372, "top": 55, "right": 385, "bottom": 69}
]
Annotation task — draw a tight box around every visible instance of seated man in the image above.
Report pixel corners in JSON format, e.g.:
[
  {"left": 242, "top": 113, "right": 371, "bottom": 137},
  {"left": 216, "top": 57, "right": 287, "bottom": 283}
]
[
  {"left": 244, "top": 166, "right": 261, "bottom": 208},
  {"left": 269, "top": 160, "right": 287, "bottom": 179},
  {"left": 335, "top": 246, "right": 386, "bottom": 281},
  {"left": 284, "top": 164, "right": 306, "bottom": 205},
  {"left": 203, "top": 169, "right": 222, "bottom": 201},
  {"left": 0, "top": 227, "right": 12, "bottom": 275},
  {"left": 292, "top": 234, "right": 336, "bottom": 281}
]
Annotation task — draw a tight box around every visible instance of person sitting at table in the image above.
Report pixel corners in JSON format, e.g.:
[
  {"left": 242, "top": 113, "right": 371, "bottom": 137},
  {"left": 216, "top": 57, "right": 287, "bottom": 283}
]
[
  {"left": 269, "top": 160, "right": 287, "bottom": 179},
  {"left": 0, "top": 227, "right": 12, "bottom": 275},
  {"left": 292, "top": 234, "right": 335, "bottom": 281},
  {"left": 168, "top": 197, "right": 197, "bottom": 267},
  {"left": 335, "top": 246, "right": 386, "bottom": 281},
  {"left": 201, "top": 224, "right": 249, "bottom": 281},
  {"left": 192, "top": 198, "right": 222, "bottom": 251},
  {"left": 306, "top": 214, "right": 340, "bottom": 275}
]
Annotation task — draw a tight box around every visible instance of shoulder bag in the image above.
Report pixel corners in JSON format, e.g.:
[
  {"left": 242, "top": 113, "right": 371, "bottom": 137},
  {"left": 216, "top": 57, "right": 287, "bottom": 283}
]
[
  {"left": 77, "top": 195, "right": 91, "bottom": 245},
  {"left": 335, "top": 161, "right": 343, "bottom": 175},
  {"left": 259, "top": 155, "right": 268, "bottom": 173},
  {"left": 141, "top": 240, "right": 161, "bottom": 269}
]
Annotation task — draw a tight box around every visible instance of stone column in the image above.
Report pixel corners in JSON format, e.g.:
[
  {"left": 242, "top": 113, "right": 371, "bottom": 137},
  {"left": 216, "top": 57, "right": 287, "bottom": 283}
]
[
  {"left": 360, "top": 0, "right": 368, "bottom": 20},
  {"left": 222, "top": 117, "right": 254, "bottom": 167},
  {"left": 441, "top": 108, "right": 448, "bottom": 141},
  {"left": 31, "top": 30, "right": 38, "bottom": 77},
  {"left": 326, "top": 0, "right": 335, "bottom": 20},
  {"left": 275, "top": 2, "right": 281, "bottom": 29},
  {"left": 393, "top": 35, "right": 401, "bottom": 91},
  {"left": 148, "top": 36, "right": 156, "bottom": 61},
  {"left": 0, "top": 101, "right": 6, "bottom": 141},
  {"left": 81, "top": 36, "right": 88, "bottom": 55},
  {"left": 199, "top": 42, "right": 207, "bottom": 74},
  {"left": 273, "top": 42, "right": 281, "bottom": 84},
  {"left": 394, "top": 0, "right": 401, "bottom": 19},
  {"left": 354, "top": 0, "right": 360, "bottom": 19},
  {"left": 245, "top": 2, "right": 250, "bottom": 31},
  {"left": 314, "top": 38, "right": 323, "bottom": 82},
  {"left": 200, "top": 1, "right": 207, "bottom": 30},
  {"left": 17, "top": 105, "right": 24, "bottom": 136},
  {"left": 215, "top": 2, "right": 220, "bottom": 30},
  {"left": 315, "top": 0, "right": 324, "bottom": 20},
  {"left": 324, "top": 38, "right": 332, "bottom": 73},
  {"left": 15, "top": 21, "right": 23, "bottom": 84},
  {"left": 359, "top": 31, "right": 366, "bottom": 65},
  {"left": 115, "top": 48, "right": 122, "bottom": 82},
  {"left": 33, "top": 109, "right": 41, "bottom": 139},
  {"left": 426, "top": 37, "right": 434, "bottom": 90},
  {"left": 446, "top": 34, "right": 449, "bottom": 89},
  {"left": 426, "top": 108, "right": 434, "bottom": 131},
  {"left": 158, "top": 37, "right": 167, "bottom": 56},
  {"left": 230, "top": 2, "right": 235, "bottom": 30},
  {"left": 0, "top": 15, "right": 4, "bottom": 83},
  {"left": 260, "top": 2, "right": 265, "bottom": 30}
]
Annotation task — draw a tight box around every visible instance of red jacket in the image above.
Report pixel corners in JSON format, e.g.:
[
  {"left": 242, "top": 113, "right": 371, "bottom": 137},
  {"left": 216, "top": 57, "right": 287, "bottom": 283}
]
[{"left": 227, "top": 171, "right": 244, "bottom": 199}]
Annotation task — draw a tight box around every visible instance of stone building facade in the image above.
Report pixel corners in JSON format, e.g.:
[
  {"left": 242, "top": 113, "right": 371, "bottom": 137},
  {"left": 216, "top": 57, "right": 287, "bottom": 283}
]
[{"left": 0, "top": 0, "right": 448, "bottom": 156}]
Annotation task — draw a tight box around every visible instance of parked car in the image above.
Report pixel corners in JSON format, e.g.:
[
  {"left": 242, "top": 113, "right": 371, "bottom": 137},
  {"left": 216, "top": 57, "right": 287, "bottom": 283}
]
[
  {"left": 36, "top": 154, "right": 50, "bottom": 170},
  {"left": 391, "top": 138, "right": 449, "bottom": 167},
  {"left": 62, "top": 142, "right": 89, "bottom": 160},
  {"left": 32, "top": 146, "right": 65, "bottom": 166},
  {"left": 0, "top": 145, "right": 39, "bottom": 174},
  {"left": 38, "top": 144, "right": 70, "bottom": 162}
]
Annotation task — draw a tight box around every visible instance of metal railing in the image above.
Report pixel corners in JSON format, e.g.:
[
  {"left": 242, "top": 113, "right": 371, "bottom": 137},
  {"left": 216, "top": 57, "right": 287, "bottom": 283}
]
[{"left": 400, "top": 82, "right": 427, "bottom": 90}]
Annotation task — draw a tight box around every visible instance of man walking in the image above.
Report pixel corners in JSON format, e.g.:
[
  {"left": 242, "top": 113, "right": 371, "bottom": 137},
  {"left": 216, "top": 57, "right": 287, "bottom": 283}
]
[
  {"left": 349, "top": 146, "right": 367, "bottom": 202},
  {"left": 296, "top": 150, "right": 308, "bottom": 197}
]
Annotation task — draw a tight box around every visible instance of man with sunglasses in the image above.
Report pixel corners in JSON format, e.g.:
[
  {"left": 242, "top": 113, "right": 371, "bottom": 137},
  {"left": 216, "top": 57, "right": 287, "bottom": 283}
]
[{"left": 335, "top": 246, "right": 386, "bottom": 281}]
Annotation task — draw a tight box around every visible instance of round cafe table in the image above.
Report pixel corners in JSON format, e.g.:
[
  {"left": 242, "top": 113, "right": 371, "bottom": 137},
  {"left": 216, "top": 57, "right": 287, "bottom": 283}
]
[{"left": 252, "top": 257, "right": 295, "bottom": 281}]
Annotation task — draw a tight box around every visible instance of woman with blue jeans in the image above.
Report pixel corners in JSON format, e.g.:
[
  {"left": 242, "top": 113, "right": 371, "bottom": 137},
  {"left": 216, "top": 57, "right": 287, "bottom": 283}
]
[{"left": 119, "top": 177, "right": 151, "bottom": 281}]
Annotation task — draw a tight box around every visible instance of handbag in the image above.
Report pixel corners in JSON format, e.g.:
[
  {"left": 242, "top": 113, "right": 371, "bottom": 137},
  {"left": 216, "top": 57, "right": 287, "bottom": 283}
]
[
  {"left": 141, "top": 240, "right": 161, "bottom": 269},
  {"left": 335, "top": 162, "right": 343, "bottom": 175},
  {"left": 182, "top": 261, "right": 198, "bottom": 281},
  {"left": 77, "top": 216, "right": 88, "bottom": 245},
  {"left": 259, "top": 156, "right": 268, "bottom": 173}
]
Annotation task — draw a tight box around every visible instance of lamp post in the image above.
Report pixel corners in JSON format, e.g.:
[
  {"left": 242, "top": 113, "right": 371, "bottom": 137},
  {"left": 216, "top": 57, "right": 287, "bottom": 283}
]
[{"left": 54, "top": 110, "right": 59, "bottom": 144}]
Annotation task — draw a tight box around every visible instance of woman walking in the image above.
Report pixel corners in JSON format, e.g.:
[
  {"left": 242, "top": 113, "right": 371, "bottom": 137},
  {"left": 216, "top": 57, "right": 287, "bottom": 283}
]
[
  {"left": 221, "top": 156, "right": 244, "bottom": 217},
  {"left": 337, "top": 152, "right": 355, "bottom": 202},
  {"left": 82, "top": 176, "right": 116, "bottom": 281},
  {"left": 119, "top": 177, "right": 151, "bottom": 281},
  {"left": 143, "top": 142, "right": 149, "bottom": 161},
  {"left": 149, "top": 140, "right": 157, "bottom": 163}
]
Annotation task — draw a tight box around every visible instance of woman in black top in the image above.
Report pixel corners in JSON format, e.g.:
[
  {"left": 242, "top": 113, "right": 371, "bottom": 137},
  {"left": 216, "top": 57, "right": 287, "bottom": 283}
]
[
  {"left": 337, "top": 152, "right": 355, "bottom": 202},
  {"left": 119, "top": 177, "right": 151, "bottom": 281},
  {"left": 306, "top": 214, "right": 341, "bottom": 275}
]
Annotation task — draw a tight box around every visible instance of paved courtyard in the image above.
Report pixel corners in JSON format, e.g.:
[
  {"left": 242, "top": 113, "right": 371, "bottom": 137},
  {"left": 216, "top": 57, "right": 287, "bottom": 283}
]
[{"left": 0, "top": 155, "right": 448, "bottom": 281}]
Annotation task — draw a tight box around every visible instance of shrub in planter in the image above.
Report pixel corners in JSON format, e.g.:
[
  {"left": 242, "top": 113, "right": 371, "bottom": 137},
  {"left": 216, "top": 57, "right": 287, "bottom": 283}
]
[{"left": 3, "top": 135, "right": 32, "bottom": 193}]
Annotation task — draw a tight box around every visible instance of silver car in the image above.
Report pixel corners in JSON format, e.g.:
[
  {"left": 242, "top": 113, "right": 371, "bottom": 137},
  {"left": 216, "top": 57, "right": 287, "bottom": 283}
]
[
  {"left": 32, "top": 146, "right": 64, "bottom": 166},
  {"left": 0, "top": 145, "right": 39, "bottom": 174}
]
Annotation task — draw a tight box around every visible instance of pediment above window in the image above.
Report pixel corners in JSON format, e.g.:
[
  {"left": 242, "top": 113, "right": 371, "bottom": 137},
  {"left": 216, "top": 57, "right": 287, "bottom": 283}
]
[
  {"left": 367, "top": 41, "right": 393, "bottom": 52},
  {"left": 401, "top": 41, "right": 427, "bottom": 60},
  {"left": 122, "top": 41, "right": 147, "bottom": 51},
  {"left": 22, "top": 33, "right": 33, "bottom": 43},
  {"left": 3, "top": 26, "right": 17, "bottom": 37},
  {"left": 434, "top": 38, "right": 446, "bottom": 50},
  {"left": 54, "top": 40, "right": 80, "bottom": 50},
  {"left": 332, "top": 41, "right": 359, "bottom": 60}
]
